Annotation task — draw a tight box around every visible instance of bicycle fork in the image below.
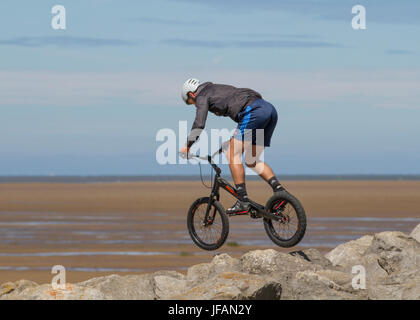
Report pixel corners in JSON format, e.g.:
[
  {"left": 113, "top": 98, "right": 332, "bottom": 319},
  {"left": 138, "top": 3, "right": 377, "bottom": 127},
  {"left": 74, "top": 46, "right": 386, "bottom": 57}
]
[{"left": 202, "top": 179, "right": 220, "bottom": 226}]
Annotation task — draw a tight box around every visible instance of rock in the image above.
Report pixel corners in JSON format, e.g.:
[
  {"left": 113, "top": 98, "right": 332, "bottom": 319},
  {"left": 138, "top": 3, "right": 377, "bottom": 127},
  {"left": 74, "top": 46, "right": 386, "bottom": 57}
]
[
  {"left": 239, "top": 249, "right": 324, "bottom": 299},
  {"left": 289, "top": 248, "right": 334, "bottom": 269},
  {"left": 325, "top": 235, "right": 373, "bottom": 267},
  {"left": 247, "top": 282, "right": 282, "bottom": 300},
  {"left": 287, "top": 270, "right": 366, "bottom": 300},
  {"left": 171, "top": 272, "right": 282, "bottom": 300},
  {"left": 240, "top": 249, "right": 279, "bottom": 274},
  {"left": 370, "top": 231, "right": 416, "bottom": 252},
  {"left": 154, "top": 274, "right": 187, "bottom": 300},
  {"left": 363, "top": 231, "right": 420, "bottom": 299},
  {"left": 240, "top": 249, "right": 321, "bottom": 275},
  {"left": 368, "top": 281, "right": 420, "bottom": 300},
  {"left": 323, "top": 230, "right": 420, "bottom": 300},
  {"left": 0, "top": 280, "right": 38, "bottom": 297},
  {"left": 210, "top": 253, "right": 241, "bottom": 274},
  {"left": 78, "top": 274, "right": 156, "bottom": 300},
  {"left": 186, "top": 254, "right": 240, "bottom": 287},
  {"left": 1, "top": 283, "right": 105, "bottom": 300},
  {"left": 367, "top": 266, "right": 420, "bottom": 300},
  {"left": 182, "top": 254, "right": 281, "bottom": 300},
  {"left": 186, "top": 263, "right": 212, "bottom": 287},
  {"left": 367, "top": 232, "right": 418, "bottom": 278},
  {"left": 316, "top": 269, "right": 353, "bottom": 287},
  {"left": 409, "top": 223, "right": 420, "bottom": 243},
  {"left": 401, "top": 275, "right": 420, "bottom": 300}
]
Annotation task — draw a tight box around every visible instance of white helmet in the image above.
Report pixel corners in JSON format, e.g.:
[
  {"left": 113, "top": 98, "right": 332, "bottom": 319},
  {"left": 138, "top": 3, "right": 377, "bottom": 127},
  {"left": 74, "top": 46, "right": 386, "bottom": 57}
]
[{"left": 181, "top": 78, "right": 200, "bottom": 104}]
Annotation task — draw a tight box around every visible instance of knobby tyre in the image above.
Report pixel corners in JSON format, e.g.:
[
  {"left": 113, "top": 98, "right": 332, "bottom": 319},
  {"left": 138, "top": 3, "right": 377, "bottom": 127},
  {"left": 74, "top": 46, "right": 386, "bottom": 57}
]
[{"left": 187, "top": 197, "right": 229, "bottom": 250}]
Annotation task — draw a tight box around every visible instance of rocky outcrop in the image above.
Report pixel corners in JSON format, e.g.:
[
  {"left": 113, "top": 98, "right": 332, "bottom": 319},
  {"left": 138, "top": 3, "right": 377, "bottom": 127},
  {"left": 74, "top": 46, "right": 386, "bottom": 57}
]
[
  {"left": 1, "top": 224, "right": 419, "bottom": 300},
  {"left": 410, "top": 223, "right": 420, "bottom": 243},
  {"left": 0, "top": 281, "right": 106, "bottom": 300},
  {"left": 325, "top": 235, "right": 374, "bottom": 267}
]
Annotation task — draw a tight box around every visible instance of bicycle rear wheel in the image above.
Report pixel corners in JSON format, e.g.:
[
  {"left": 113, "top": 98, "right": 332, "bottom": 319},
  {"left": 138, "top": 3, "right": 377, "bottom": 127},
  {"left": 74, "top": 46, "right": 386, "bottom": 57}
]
[
  {"left": 187, "top": 197, "right": 229, "bottom": 251},
  {"left": 263, "top": 191, "right": 307, "bottom": 247}
]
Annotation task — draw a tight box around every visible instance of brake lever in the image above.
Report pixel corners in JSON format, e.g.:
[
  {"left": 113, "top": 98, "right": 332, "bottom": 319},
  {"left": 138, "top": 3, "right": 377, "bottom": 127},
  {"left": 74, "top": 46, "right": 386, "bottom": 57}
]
[
  {"left": 180, "top": 144, "right": 225, "bottom": 161},
  {"left": 179, "top": 152, "right": 202, "bottom": 160},
  {"left": 178, "top": 151, "right": 189, "bottom": 160}
]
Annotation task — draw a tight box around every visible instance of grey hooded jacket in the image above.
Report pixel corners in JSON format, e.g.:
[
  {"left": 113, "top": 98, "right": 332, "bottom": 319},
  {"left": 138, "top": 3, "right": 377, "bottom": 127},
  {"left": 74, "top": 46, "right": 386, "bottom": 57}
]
[{"left": 187, "top": 82, "right": 262, "bottom": 147}]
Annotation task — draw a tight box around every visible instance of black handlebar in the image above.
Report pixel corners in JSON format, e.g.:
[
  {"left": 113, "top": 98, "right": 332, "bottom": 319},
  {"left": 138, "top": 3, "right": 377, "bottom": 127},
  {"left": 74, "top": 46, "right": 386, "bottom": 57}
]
[
  {"left": 189, "top": 146, "right": 223, "bottom": 160},
  {"left": 186, "top": 146, "right": 224, "bottom": 175}
]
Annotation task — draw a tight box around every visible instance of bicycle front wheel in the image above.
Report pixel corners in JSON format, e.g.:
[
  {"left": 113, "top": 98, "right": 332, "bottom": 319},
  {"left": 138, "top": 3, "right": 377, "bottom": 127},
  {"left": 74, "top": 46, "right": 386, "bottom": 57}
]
[{"left": 187, "top": 197, "right": 229, "bottom": 251}]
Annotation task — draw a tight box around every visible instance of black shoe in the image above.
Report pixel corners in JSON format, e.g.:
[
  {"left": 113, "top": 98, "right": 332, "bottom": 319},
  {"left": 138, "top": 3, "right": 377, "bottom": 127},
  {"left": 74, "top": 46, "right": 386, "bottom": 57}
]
[{"left": 226, "top": 200, "right": 250, "bottom": 216}]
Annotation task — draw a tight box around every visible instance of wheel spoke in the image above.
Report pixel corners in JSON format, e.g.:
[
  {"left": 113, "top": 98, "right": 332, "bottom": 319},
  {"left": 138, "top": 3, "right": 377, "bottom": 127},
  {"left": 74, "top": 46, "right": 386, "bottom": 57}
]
[
  {"left": 269, "top": 200, "right": 300, "bottom": 241},
  {"left": 192, "top": 203, "right": 224, "bottom": 245}
]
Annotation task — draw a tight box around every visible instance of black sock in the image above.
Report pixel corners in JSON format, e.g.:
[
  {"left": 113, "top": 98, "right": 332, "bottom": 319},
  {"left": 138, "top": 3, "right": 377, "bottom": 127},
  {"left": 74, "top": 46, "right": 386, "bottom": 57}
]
[
  {"left": 235, "top": 183, "right": 248, "bottom": 202},
  {"left": 268, "top": 176, "right": 285, "bottom": 192}
]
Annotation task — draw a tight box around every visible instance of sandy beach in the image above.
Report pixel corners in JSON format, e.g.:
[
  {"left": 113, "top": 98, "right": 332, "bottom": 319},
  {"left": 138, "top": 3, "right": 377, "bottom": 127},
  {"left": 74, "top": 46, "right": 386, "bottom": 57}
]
[{"left": 0, "top": 180, "right": 419, "bottom": 284}]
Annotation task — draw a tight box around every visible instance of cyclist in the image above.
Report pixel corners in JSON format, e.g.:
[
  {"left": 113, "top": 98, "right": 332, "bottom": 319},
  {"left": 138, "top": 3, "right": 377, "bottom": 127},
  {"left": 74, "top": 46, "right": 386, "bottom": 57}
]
[{"left": 180, "top": 78, "right": 285, "bottom": 215}]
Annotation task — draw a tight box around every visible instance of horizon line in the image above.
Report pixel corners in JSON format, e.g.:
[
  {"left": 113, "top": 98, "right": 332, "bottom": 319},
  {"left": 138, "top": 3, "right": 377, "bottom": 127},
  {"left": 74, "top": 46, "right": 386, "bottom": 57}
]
[{"left": 1, "top": 174, "right": 420, "bottom": 183}]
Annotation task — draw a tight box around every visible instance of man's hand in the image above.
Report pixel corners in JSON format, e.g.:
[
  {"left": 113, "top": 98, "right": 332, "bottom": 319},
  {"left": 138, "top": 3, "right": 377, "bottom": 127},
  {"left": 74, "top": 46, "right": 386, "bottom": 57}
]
[{"left": 179, "top": 146, "right": 190, "bottom": 159}]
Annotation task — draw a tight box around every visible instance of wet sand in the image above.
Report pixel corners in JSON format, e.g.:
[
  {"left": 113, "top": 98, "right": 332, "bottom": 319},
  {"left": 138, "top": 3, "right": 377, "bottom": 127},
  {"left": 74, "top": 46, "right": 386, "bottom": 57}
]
[{"left": 0, "top": 180, "right": 419, "bottom": 284}]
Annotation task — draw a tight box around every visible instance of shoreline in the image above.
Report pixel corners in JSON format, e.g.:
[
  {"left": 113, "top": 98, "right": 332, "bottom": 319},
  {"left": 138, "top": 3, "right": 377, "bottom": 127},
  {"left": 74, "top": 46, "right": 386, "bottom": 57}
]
[{"left": 1, "top": 174, "right": 420, "bottom": 183}]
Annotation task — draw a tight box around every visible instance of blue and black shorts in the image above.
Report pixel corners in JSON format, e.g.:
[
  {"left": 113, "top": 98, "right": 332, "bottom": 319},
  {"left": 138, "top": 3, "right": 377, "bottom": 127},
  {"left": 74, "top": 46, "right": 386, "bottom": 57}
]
[{"left": 233, "top": 98, "right": 278, "bottom": 147}]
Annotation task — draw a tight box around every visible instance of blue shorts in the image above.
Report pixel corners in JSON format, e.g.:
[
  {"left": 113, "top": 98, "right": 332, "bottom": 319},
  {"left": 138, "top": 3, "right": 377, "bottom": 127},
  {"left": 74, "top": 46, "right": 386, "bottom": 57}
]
[{"left": 233, "top": 99, "right": 278, "bottom": 147}]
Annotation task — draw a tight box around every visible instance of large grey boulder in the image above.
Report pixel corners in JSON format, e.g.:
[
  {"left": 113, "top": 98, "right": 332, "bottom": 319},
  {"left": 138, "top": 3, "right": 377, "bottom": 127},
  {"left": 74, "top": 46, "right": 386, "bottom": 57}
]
[
  {"left": 410, "top": 223, "right": 420, "bottom": 243},
  {"left": 1, "top": 282, "right": 106, "bottom": 300},
  {"left": 325, "top": 230, "right": 420, "bottom": 300},
  {"left": 78, "top": 273, "right": 156, "bottom": 300},
  {"left": 325, "top": 235, "right": 373, "bottom": 268},
  {"left": 286, "top": 269, "right": 367, "bottom": 300},
  {"left": 363, "top": 231, "right": 420, "bottom": 299},
  {"left": 186, "top": 253, "right": 241, "bottom": 287},
  {"left": 154, "top": 272, "right": 187, "bottom": 300},
  {"left": 0, "top": 280, "right": 38, "bottom": 298},
  {"left": 171, "top": 271, "right": 282, "bottom": 300},
  {"left": 240, "top": 249, "right": 322, "bottom": 275},
  {"left": 78, "top": 270, "right": 187, "bottom": 300}
]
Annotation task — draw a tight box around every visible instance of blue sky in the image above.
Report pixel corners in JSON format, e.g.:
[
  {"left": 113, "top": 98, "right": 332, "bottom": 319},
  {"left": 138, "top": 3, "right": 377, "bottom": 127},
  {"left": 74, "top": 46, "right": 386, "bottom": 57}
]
[{"left": 1, "top": 0, "right": 419, "bottom": 175}]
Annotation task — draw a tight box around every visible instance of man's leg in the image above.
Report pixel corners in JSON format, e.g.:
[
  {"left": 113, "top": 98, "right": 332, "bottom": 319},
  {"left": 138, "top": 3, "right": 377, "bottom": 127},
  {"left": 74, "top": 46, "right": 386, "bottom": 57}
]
[
  {"left": 244, "top": 143, "right": 285, "bottom": 192},
  {"left": 225, "top": 137, "right": 250, "bottom": 214},
  {"left": 242, "top": 99, "right": 285, "bottom": 192},
  {"left": 227, "top": 137, "right": 245, "bottom": 184}
]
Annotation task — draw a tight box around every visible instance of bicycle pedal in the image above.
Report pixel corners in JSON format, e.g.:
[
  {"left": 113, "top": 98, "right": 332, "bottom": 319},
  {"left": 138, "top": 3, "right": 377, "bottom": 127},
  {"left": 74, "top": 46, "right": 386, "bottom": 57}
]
[{"left": 249, "top": 209, "right": 262, "bottom": 219}]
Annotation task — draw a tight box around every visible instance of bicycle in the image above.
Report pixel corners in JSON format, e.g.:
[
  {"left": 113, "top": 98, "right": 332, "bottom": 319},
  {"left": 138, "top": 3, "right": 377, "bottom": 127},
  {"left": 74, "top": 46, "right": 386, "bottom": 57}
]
[{"left": 182, "top": 146, "right": 307, "bottom": 250}]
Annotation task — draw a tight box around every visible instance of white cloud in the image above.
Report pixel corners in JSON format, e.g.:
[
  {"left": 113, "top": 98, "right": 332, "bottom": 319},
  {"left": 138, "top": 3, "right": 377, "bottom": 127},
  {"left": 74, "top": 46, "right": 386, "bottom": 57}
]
[
  {"left": 0, "top": 69, "right": 419, "bottom": 109},
  {"left": 0, "top": 71, "right": 179, "bottom": 107}
]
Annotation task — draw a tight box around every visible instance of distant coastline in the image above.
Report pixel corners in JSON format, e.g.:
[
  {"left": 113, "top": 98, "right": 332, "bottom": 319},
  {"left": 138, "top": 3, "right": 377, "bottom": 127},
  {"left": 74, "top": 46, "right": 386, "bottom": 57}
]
[{"left": 1, "top": 175, "right": 420, "bottom": 183}]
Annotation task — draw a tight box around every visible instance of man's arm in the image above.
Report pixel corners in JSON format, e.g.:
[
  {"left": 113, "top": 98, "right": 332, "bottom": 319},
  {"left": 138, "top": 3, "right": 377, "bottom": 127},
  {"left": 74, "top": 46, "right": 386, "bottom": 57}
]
[{"left": 186, "top": 96, "right": 209, "bottom": 149}]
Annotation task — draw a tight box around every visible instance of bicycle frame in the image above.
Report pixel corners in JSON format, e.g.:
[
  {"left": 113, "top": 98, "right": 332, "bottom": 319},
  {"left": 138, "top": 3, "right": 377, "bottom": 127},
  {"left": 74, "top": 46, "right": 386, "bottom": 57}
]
[{"left": 189, "top": 149, "right": 282, "bottom": 223}]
